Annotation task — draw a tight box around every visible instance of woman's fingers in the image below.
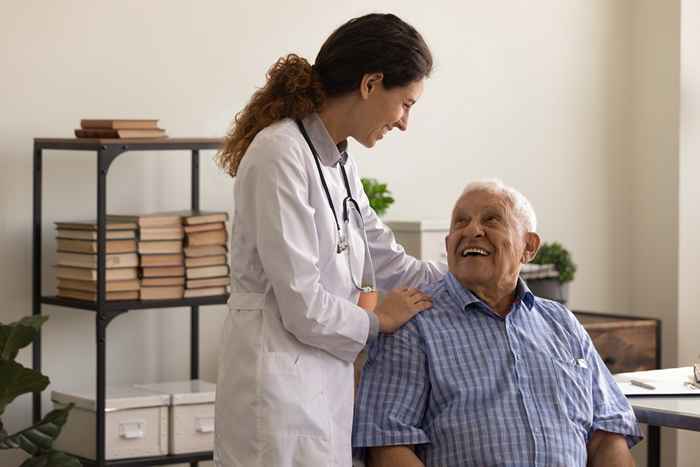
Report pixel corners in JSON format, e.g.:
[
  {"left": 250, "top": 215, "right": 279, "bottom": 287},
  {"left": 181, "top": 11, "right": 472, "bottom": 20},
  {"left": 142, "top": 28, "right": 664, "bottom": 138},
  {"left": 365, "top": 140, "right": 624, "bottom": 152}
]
[
  {"left": 400, "top": 288, "right": 432, "bottom": 303},
  {"left": 392, "top": 288, "right": 432, "bottom": 308}
]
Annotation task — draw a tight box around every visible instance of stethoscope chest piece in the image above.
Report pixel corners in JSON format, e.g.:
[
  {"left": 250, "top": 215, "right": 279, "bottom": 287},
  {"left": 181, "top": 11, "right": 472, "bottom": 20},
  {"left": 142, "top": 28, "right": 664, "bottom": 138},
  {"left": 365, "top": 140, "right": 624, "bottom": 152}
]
[{"left": 336, "top": 234, "right": 349, "bottom": 254}]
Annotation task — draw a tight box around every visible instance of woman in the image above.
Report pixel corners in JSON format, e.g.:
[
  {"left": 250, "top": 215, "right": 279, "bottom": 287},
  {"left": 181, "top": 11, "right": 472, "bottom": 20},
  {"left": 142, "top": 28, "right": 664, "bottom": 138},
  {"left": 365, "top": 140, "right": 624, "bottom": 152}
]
[{"left": 214, "top": 13, "right": 446, "bottom": 467}]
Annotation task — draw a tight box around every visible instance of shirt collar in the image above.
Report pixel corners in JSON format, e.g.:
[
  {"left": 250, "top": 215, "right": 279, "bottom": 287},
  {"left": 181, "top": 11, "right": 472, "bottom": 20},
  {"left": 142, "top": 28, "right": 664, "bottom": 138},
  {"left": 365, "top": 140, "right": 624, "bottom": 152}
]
[
  {"left": 300, "top": 113, "right": 348, "bottom": 167},
  {"left": 444, "top": 273, "right": 535, "bottom": 313}
]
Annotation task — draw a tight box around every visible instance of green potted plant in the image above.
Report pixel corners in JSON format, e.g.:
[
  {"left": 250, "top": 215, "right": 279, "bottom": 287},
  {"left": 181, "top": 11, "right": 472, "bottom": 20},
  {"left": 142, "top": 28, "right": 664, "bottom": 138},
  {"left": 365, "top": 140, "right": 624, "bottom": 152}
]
[
  {"left": 0, "top": 315, "right": 79, "bottom": 467},
  {"left": 361, "top": 178, "right": 394, "bottom": 217},
  {"left": 524, "top": 242, "right": 577, "bottom": 304},
  {"left": 358, "top": 177, "right": 395, "bottom": 314}
]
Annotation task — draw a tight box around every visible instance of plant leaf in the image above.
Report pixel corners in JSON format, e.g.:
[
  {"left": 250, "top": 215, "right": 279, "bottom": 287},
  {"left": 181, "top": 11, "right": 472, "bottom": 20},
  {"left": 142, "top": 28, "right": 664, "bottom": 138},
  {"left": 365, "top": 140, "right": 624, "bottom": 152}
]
[
  {"left": 0, "top": 405, "right": 73, "bottom": 455},
  {"left": 0, "top": 316, "right": 48, "bottom": 361},
  {"left": 532, "top": 242, "right": 577, "bottom": 283},
  {"left": 0, "top": 361, "right": 49, "bottom": 417},
  {"left": 360, "top": 177, "right": 394, "bottom": 217},
  {"left": 19, "top": 450, "right": 81, "bottom": 467}
]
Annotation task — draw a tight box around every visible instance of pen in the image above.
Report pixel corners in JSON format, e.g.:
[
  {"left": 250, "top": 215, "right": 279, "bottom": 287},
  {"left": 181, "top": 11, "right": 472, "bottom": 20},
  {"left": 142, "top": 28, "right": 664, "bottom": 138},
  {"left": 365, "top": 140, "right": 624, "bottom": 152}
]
[
  {"left": 630, "top": 379, "right": 656, "bottom": 390},
  {"left": 686, "top": 380, "right": 700, "bottom": 390}
]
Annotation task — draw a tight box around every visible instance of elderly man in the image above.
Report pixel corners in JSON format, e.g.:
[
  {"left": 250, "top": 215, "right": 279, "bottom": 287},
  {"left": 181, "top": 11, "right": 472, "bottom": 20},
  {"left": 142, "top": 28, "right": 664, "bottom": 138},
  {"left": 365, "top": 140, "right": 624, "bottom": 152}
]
[{"left": 352, "top": 180, "right": 642, "bottom": 467}]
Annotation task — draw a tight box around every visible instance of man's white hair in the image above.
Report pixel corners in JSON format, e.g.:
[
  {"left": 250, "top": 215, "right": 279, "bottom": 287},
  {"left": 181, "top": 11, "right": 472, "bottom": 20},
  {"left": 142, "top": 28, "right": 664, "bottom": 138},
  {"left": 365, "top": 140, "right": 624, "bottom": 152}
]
[{"left": 460, "top": 179, "right": 537, "bottom": 232}]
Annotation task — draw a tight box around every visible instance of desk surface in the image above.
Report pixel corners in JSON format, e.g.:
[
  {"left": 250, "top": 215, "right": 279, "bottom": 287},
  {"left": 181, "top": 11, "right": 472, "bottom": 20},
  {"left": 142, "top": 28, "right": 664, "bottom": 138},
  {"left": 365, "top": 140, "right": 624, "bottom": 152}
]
[
  {"left": 628, "top": 397, "right": 700, "bottom": 431},
  {"left": 616, "top": 367, "right": 700, "bottom": 431}
]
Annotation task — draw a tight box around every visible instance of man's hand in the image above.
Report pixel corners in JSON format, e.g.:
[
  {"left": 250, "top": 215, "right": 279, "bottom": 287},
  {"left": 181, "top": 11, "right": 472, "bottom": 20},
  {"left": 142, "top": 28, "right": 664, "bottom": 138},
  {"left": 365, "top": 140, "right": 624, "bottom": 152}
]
[
  {"left": 587, "top": 430, "right": 635, "bottom": 467},
  {"left": 373, "top": 288, "right": 432, "bottom": 333},
  {"left": 368, "top": 445, "right": 425, "bottom": 467}
]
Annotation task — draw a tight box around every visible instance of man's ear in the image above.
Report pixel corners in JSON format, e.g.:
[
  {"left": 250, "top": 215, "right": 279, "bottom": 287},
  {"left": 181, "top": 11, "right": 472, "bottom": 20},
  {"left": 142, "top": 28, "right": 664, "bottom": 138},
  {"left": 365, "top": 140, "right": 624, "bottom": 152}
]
[
  {"left": 521, "top": 232, "right": 541, "bottom": 264},
  {"left": 360, "top": 73, "right": 384, "bottom": 99}
]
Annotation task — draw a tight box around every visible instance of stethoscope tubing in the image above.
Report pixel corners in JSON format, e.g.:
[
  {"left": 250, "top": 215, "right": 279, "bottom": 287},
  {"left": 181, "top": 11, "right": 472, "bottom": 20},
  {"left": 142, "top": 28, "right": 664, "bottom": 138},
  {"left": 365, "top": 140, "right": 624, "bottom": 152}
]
[{"left": 295, "top": 119, "right": 376, "bottom": 292}]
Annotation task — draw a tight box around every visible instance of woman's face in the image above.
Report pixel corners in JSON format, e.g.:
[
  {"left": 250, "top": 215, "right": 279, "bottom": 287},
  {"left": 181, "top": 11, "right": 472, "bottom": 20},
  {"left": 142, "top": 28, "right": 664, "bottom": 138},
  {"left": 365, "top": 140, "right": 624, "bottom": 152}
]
[{"left": 353, "top": 76, "right": 424, "bottom": 148}]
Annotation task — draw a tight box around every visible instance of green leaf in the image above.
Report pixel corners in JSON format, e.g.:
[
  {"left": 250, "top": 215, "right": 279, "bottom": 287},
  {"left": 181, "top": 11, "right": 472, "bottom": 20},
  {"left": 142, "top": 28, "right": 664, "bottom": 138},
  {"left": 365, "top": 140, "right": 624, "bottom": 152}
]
[
  {"left": 0, "top": 316, "right": 48, "bottom": 361},
  {"left": 532, "top": 241, "right": 577, "bottom": 283},
  {"left": 360, "top": 177, "right": 394, "bottom": 217},
  {"left": 1, "top": 405, "right": 73, "bottom": 455},
  {"left": 0, "top": 361, "right": 49, "bottom": 417},
  {"left": 19, "top": 450, "right": 81, "bottom": 467}
]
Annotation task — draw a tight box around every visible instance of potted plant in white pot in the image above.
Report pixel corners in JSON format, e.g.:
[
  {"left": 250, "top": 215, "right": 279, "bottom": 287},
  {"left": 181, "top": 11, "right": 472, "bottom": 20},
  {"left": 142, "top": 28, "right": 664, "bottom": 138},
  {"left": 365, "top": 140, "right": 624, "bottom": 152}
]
[{"left": 522, "top": 242, "right": 577, "bottom": 304}]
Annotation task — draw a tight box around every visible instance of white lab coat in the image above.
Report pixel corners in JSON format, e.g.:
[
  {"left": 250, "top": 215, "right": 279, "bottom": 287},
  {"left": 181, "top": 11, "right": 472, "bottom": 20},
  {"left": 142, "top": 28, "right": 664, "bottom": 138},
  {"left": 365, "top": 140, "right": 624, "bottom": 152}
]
[{"left": 214, "top": 114, "right": 445, "bottom": 467}]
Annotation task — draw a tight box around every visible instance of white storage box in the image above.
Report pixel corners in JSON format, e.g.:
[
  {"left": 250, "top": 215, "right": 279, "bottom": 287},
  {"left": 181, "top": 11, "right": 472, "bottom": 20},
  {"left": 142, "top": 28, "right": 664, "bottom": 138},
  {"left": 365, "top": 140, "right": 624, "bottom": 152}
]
[
  {"left": 135, "top": 380, "right": 216, "bottom": 454},
  {"left": 386, "top": 220, "right": 449, "bottom": 263},
  {"left": 51, "top": 386, "right": 169, "bottom": 460}
]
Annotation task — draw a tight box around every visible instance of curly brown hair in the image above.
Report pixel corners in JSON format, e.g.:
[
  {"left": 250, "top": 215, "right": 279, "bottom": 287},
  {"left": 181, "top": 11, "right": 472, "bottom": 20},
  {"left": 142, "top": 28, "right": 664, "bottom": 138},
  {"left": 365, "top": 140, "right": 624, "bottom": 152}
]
[
  {"left": 217, "top": 13, "right": 432, "bottom": 177},
  {"left": 217, "top": 54, "right": 325, "bottom": 176}
]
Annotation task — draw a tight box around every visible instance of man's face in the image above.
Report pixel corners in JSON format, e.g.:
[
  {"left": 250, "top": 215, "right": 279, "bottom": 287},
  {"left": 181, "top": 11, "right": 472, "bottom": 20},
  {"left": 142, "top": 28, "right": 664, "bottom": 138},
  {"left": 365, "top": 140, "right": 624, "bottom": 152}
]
[{"left": 446, "top": 190, "right": 537, "bottom": 292}]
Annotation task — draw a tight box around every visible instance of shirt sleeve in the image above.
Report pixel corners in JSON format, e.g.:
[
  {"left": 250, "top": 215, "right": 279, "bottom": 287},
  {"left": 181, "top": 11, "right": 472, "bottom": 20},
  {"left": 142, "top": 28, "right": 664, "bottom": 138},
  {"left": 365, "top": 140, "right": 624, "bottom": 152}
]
[
  {"left": 567, "top": 310, "right": 643, "bottom": 448},
  {"left": 352, "top": 320, "right": 430, "bottom": 449},
  {"left": 346, "top": 159, "right": 447, "bottom": 291},
  {"left": 243, "top": 133, "right": 370, "bottom": 363}
]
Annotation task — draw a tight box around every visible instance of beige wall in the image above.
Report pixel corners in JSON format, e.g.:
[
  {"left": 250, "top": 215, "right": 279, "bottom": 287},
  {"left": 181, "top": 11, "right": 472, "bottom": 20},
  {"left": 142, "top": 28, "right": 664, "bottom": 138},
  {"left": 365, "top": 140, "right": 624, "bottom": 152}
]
[
  {"left": 679, "top": 2, "right": 700, "bottom": 466},
  {"left": 630, "top": 1, "right": 681, "bottom": 466},
  {"left": 1, "top": 1, "right": 695, "bottom": 466}
]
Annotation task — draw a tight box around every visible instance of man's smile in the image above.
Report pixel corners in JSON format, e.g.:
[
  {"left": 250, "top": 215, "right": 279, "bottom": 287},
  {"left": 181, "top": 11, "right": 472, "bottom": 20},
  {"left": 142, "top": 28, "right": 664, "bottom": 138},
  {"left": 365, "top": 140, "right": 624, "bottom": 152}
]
[{"left": 462, "top": 247, "right": 490, "bottom": 257}]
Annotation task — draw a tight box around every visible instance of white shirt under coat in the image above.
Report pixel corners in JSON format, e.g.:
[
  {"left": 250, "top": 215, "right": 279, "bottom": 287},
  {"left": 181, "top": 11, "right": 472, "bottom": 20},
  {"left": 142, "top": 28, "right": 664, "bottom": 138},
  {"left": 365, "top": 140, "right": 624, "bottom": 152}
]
[{"left": 214, "top": 112, "right": 445, "bottom": 467}]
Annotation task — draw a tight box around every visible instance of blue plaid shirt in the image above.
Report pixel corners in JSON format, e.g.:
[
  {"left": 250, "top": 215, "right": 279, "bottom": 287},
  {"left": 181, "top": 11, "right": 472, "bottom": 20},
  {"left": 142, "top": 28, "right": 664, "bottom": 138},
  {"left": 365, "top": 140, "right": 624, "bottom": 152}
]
[{"left": 353, "top": 273, "right": 642, "bottom": 467}]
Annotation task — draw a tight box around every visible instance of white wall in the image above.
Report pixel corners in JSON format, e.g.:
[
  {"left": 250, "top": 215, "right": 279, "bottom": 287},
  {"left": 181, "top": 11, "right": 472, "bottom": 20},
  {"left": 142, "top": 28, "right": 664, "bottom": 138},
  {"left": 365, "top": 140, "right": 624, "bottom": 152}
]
[{"left": 1, "top": 1, "right": 695, "bottom": 466}]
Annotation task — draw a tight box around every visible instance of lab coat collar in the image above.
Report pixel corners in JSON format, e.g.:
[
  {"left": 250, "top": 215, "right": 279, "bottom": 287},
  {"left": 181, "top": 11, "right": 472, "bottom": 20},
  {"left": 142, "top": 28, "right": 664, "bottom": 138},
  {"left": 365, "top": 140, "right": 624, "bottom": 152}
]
[{"left": 301, "top": 113, "right": 348, "bottom": 167}]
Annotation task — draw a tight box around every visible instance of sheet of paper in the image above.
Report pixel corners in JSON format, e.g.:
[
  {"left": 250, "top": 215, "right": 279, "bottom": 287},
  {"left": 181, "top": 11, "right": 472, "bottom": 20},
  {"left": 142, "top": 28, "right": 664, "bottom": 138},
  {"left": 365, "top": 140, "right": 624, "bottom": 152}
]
[{"left": 614, "top": 367, "right": 700, "bottom": 396}]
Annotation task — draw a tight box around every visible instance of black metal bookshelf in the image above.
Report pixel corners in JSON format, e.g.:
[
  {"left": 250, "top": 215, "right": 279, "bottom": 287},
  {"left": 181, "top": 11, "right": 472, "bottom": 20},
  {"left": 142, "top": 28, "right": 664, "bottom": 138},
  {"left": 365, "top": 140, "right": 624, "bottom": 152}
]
[{"left": 32, "top": 137, "right": 228, "bottom": 467}]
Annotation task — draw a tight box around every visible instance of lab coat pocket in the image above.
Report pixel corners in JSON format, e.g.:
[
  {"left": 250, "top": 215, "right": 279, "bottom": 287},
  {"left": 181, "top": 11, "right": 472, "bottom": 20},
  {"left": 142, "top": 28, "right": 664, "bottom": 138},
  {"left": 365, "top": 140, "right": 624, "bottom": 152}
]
[
  {"left": 549, "top": 356, "right": 593, "bottom": 431},
  {"left": 260, "top": 352, "right": 330, "bottom": 438}
]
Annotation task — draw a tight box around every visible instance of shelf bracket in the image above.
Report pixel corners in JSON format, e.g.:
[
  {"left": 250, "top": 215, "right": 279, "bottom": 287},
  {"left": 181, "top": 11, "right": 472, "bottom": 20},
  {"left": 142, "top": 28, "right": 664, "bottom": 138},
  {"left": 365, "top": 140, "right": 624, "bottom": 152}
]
[
  {"left": 98, "top": 309, "right": 128, "bottom": 328},
  {"left": 98, "top": 145, "right": 127, "bottom": 174}
]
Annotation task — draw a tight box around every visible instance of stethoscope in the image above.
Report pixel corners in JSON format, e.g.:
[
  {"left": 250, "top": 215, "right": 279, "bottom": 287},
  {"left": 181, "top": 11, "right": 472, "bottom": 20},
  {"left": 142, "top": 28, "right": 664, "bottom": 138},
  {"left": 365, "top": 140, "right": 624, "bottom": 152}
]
[{"left": 296, "top": 119, "right": 376, "bottom": 293}]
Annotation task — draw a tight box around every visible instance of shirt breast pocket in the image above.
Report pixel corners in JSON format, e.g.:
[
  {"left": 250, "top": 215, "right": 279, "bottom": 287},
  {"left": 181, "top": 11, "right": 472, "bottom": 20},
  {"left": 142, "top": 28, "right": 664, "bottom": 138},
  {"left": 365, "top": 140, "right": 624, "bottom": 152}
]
[{"left": 549, "top": 355, "right": 594, "bottom": 432}]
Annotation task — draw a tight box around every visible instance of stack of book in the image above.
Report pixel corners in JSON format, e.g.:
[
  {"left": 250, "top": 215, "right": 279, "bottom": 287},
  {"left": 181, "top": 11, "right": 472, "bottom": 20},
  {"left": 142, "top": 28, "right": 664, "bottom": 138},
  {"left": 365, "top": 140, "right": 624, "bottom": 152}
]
[
  {"left": 74, "top": 119, "right": 168, "bottom": 139},
  {"left": 55, "top": 220, "right": 140, "bottom": 301},
  {"left": 108, "top": 213, "right": 185, "bottom": 300},
  {"left": 183, "top": 212, "right": 230, "bottom": 298}
]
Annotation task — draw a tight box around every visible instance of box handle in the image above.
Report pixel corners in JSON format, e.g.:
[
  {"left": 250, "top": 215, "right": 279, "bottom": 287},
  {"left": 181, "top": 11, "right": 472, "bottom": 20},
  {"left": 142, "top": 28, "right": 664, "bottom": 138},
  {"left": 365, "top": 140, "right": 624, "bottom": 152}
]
[
  {"left": 119, "top": 420, "right": 145, "bottom": 439},
  {"left": 195, "top": 416, "right": 215, "bottom": 433}
]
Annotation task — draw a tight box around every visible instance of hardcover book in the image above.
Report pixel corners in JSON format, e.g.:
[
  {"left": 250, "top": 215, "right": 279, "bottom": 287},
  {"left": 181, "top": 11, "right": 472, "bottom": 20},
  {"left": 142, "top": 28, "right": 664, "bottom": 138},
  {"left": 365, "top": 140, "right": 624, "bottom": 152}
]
[
  {"left": 56, "top": 239, "right": 137, "bottom": 254},
  {"left": 183, "top": 211, "right": 229, "bottom": 225},
  {"left": 186, "top": 276, "right": 231, "bottom": 289},
  {"left": 56, "top": 229, "right": 135, "bottom": 240},
  {"left": 184, "top": 245, "right": 227, "bottom": 257},
  {"left": 185, "top": 265, "right": 230, "bottom": 280},
  {"left": 57, "top": 288, "right": 139, "bottom": 301},
  {"left": 184, "top": 222, "right": 226, "bottom": 234},
  {"left": 55, "top": 266, "right": 138, "bottom": 281},
  {"left": 184, "top": 286, "right": 228, "bottom": 298},
  {"left": 55, "top": 221, "right": 137, "bottom": 231},
  {"left": 80, "top": 119, "right": 159, "bottom": 130},
  {"left": 56, "top": 279, "right": 140, "bottom": 292},
  {"left": 56, "top": 252, "right": 139, "bottom": 269},
  {"left": 184, "top": 255, "right": 227, "bottom": 268},
  {"left": 186, "top": 229, "right": 227, "bottom": 247},
  {"left": 75, "top": 128, "right": 167, "bottom": 139},
  {"left": 140, "top": 286, "right": 185, "bottom": 300}
]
